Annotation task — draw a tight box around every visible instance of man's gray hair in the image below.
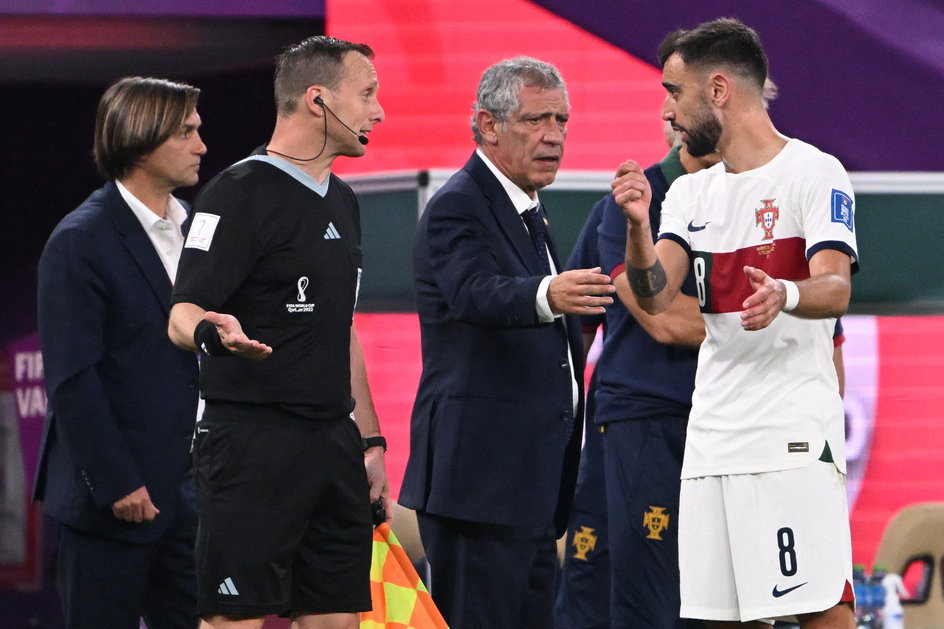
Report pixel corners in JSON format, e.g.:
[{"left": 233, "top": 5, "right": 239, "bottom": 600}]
[{"left": 471, "top": 56, "right": 567, "bottom": 145}]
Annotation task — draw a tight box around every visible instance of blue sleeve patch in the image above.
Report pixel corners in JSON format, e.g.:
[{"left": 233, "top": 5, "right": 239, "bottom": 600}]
[{"left": 831, "top": 189, "right": 854, "bottom": 231}]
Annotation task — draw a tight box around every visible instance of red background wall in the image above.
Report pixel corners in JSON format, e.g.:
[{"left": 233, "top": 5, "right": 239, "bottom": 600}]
[{"left": 328, "top": 0, "right": 668, "bottom": 177}]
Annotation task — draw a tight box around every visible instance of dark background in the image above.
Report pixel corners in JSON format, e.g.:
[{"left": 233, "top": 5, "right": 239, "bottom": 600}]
[{"left": 0, "top": 18, "right": 324, "bottom": 346}]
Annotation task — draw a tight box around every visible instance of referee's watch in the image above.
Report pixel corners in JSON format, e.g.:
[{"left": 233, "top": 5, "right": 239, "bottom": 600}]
[{"left": 361, "top": 436, "right": 387, "bottom": 452}]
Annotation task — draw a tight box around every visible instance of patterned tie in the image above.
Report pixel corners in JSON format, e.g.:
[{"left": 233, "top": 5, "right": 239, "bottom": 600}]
[{"left": 522, "top": 205, "right": 551, "bottom": 276}]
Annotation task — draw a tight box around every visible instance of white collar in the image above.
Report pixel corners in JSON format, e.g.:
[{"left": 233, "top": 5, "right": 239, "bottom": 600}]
[
  {"left": 116, "top": 180, "right": 186, "bottom": 231},
  {"left": 476, "top": 149, "right": 539, "bottom": 215}
]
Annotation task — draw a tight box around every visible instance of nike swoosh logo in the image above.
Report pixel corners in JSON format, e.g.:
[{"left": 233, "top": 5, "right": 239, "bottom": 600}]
[
  {"left": 687, "top": 220, "right": 710, "bottom": 232},
  {"left": 772, "top": 582, "right": 808, "bottom": 597}
]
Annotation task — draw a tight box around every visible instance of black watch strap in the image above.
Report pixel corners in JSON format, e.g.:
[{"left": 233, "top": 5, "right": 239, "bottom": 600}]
[{"left": 361, "top": 436, "right": 387, "bottom": 452}]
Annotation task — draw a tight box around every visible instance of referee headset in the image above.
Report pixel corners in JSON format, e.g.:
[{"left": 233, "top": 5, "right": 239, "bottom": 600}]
[
  {"left": 315, "top": 96, "right": 369, "bottom": 146},
  {"left": 264, "top": 94, "right": 368, "bottom": 163}
]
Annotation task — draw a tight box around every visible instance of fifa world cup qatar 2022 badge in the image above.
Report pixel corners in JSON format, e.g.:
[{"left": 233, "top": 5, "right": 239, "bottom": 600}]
[
  {"left": 831, "top": 189, "right": 854, "bottom": 231},
  {"left": 286, "top": 276, "right": 315, "bottom": 313}
]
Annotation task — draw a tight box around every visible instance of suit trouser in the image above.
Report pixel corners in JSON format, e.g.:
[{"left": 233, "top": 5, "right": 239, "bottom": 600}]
[
  {"left": 417, "top": 511, "right": 558, "bottom": 629},
  {"left": 56, "top": 480, "right": 198, "bottom": 629}
]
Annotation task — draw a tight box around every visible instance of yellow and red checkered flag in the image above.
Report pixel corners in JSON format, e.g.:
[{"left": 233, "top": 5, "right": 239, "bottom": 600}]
[{"left": 360, "top": 522, "right": 448, "bottom": 629}]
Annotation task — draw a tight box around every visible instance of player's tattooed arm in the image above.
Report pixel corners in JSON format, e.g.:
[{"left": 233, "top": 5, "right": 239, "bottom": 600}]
[{"left": 627, "top": 260, "right": 667, "bottom": 298}]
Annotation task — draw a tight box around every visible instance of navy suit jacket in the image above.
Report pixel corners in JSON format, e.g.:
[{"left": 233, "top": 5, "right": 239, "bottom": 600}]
[
  {"left": 399, "top": 153, "right": 584, "bottom": 536},
  {"left": 34, "top": 181, "right": 200, "bottom": 544}
]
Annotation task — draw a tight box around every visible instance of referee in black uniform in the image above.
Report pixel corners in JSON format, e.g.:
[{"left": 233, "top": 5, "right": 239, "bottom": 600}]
[{"left": 168, "top": 36, "right": 388, "bottom": 629}]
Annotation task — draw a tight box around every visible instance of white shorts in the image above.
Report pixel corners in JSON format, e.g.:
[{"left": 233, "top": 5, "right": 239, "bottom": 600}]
[{"left": 678, "top": 462, "right": 853, "bottom": 622}]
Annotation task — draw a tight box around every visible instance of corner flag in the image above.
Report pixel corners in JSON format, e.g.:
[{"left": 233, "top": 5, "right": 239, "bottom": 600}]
[{"left": 360, "top": 522, "right": 449, "bottom": 629}]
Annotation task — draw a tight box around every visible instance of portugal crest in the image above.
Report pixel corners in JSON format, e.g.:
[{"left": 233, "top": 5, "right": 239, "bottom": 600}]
[
  {"left": 755, "top": 199, "right": 779, "bottom": 240},
  {"left": 643, "top": 506, "right": 670, "bottom": 541},
  {"left": 571, "top": 526, "right": 598, "bottom": 560}
]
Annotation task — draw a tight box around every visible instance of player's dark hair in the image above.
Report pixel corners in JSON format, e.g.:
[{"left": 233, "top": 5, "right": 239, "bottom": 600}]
[
  {"left": 667, "top": 18, "right": 768, "bottom": 91},
  {"left": 657, "top": 29, "right": 687, "bottom": 66}
]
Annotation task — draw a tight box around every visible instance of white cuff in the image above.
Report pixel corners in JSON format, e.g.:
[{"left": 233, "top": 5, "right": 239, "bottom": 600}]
[
  {"left": 780, "top": 279, "right": 800, "bottom": 312},
  {"left": 536, "top": 275, "right": 558, "bottom": 322}
]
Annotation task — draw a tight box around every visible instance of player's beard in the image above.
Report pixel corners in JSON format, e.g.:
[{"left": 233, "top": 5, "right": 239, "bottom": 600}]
[{"left": 684, "top": 99, "right": 722, "bottom": 158}]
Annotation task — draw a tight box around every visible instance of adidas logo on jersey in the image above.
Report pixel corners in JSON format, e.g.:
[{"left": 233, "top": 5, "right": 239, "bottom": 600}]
[
  {"left": 324, "top": 222, "right": 341, "bottom": 240},
  {"left": 217, "top": 577, "right": 240, "bottom": 596}
]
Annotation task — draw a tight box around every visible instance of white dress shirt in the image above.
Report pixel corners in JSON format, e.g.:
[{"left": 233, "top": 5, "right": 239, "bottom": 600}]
[
  {"left": 116, "top": 180, "right": 187, "bottom": 283},
  {"left": 476, "top": 149, "right": 578, "bottom": 412}
]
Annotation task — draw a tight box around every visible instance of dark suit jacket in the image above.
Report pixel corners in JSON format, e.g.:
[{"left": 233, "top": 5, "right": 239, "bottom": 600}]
[
  {"left": 399, "top": 152, "right": 584, "bottom": 536},
  {"left": 34, "top": 181, "right": 200, "bottom": 544}
]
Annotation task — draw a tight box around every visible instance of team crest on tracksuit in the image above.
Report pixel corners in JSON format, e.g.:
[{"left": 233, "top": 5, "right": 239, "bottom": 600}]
[
  {"left": 571, "top": 526, "right": 598, "bottom": 560},
  {"left": 644, "top": 506, "right": 670, "bottom": 541}
]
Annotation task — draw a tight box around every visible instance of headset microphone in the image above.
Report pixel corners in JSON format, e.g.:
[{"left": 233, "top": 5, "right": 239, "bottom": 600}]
[{"left": 314, "top": 96, "right": 369, "bottom": 145}]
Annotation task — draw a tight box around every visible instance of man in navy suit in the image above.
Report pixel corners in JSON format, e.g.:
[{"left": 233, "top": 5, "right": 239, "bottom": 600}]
[
  {"left": 399, "top": 57, "right": 616, "bottom": 629},
  {"left": 35, "top": 76, "right": 206, "bottom": 629}
]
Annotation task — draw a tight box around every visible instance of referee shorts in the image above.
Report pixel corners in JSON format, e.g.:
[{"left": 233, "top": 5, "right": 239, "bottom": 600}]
[{"left": 193, "top": 403, "right": 372, "bottom": 618}]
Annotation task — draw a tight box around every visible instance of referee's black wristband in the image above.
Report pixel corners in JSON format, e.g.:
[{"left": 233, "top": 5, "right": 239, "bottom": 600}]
[
  {"left": 193, "top": 319, "right": 231, "bottom": 357},
  {"left": 361, "top": 436, "right": 387, "bottom": 452}
]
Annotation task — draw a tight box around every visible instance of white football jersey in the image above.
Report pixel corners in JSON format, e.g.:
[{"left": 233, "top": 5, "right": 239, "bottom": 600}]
[{"left": 659, "top": 139, "right": 858, "bottom": 478}]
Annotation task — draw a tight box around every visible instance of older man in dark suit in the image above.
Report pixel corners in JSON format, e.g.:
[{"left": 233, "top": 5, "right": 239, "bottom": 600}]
[
  {"left": 400, "top": 57, "right": 615, "bottom": 629},
  {"left": 35, "top": 76, "right": 205, "bottom": 629}
]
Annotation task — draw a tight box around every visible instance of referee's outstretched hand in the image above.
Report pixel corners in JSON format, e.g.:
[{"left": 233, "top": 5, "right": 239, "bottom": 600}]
[{"left": 204, "top": 311, "right": 273, "bottom": 360}]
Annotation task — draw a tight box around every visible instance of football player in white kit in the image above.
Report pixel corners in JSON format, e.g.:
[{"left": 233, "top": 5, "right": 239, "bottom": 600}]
[{"left": 612, "top": 18, "right": 858, "bottom": 629}]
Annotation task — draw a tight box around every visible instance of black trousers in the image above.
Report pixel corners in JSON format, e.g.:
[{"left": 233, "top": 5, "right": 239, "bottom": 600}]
[
  {"left": 417, "top": 511, "right": 558, "bottom": 629},
  {"left": 56, "top": 480, "right": 198, "bottom": 629}
]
